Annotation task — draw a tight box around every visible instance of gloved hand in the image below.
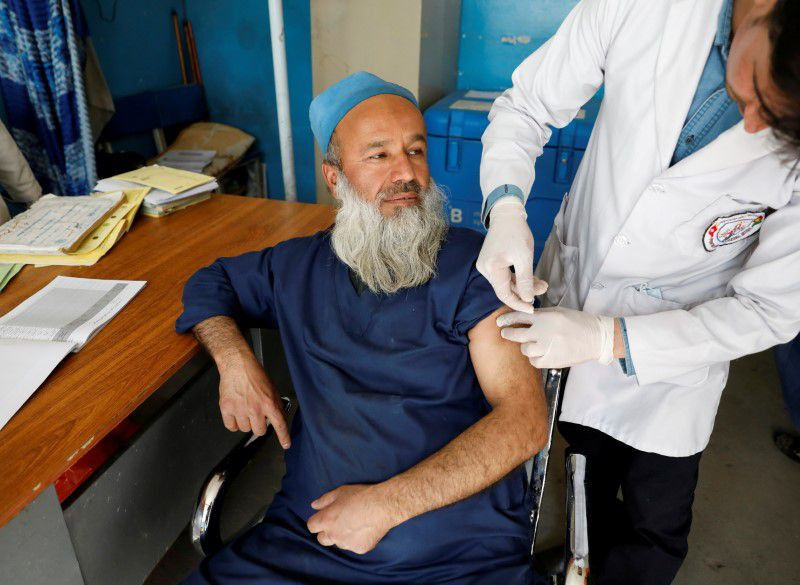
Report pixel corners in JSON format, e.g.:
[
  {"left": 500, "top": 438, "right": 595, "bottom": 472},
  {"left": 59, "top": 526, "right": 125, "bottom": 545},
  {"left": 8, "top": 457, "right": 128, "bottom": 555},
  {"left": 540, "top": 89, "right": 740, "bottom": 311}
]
[
  {"left": 497, "top": 307, "right": 616, "bottom": 369},
  {"left": 476, "top": 197, "right": 548, "bottom": 313}
]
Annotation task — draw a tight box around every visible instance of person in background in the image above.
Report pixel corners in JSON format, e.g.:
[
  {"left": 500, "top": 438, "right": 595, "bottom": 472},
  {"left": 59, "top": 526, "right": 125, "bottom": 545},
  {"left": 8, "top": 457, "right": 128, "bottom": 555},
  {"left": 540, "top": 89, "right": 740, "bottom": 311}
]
[
  {"left": 477, "top": 0, "right": 800, "bottom": 582},
  {"left": 774, "top": 334, "right": 800, "bottom": 463},
  {"left": 0, "top": 119, "right": 41, "bottom": 224},
  {"left": 177, "top": 72, "right": 549, "bottom": 585}
]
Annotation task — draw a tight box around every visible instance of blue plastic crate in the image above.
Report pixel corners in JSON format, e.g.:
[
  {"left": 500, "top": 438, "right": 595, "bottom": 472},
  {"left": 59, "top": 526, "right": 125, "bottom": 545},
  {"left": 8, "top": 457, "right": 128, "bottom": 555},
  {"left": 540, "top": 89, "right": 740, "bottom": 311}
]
[
  {"left": 425, "top": 90, "right": 601, "bottom": 263},
  {"left": 445, "top": 195, "right": 562, "bottom": 264}
]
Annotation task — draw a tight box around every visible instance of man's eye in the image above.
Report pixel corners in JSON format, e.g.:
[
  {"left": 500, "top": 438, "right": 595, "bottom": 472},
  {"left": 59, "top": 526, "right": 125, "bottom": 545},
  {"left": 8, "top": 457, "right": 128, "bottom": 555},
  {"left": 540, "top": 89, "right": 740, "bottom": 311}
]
[
  {"left": 409, "top": 149, "right": 424, "bottom": 156},
  {"left": 369, "top": 153, "right": 386, "bottom": 160}
]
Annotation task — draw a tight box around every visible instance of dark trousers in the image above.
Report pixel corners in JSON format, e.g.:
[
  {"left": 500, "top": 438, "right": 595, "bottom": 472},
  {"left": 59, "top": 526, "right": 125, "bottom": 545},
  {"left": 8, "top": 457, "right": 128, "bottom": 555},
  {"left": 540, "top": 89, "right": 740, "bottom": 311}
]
[
  {"left": 775, "top": 333, "right": 800, "bottom": 431},
  {"left": 559, "top": 422, "right": 702, "bottom": 585}
]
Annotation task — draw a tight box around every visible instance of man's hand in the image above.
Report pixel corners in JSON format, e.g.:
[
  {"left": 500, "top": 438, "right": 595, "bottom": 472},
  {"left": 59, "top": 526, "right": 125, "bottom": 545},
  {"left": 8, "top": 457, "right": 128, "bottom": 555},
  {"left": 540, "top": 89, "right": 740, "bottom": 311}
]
[
  {"left": 497, "top": 307, "right": 618, "bottom": 368},
  {"left": 218, "top": 354, "right": 291, "bottom": 447},
  {"left": 193, "top": 316, "right": 291, "bottom": 448},
  {"left": 306, "top": 484, "right": 396, "bottom": 555},
  {"left": 477, "top": 198, "right": 548, "bottom": 313}
]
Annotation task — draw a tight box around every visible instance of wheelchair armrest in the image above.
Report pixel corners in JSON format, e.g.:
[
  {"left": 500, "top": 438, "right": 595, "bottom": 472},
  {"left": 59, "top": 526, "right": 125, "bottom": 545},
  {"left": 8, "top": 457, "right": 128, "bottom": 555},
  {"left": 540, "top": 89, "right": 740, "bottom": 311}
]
[
  {"left": 190, "top": 397, "right": 293, "bottom": 557},
  {"left": 529, "top": 368, "right": 564, "bottom": 552}
]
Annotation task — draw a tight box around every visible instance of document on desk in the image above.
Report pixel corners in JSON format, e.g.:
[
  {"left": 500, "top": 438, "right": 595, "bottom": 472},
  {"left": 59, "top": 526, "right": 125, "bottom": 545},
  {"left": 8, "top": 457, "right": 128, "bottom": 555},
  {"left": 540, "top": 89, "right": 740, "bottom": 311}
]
[
  {"left": 0, "top": 276, "right": 146, "bottom": 431},
  {"left": 0, "top": 192, "right": 124, "bottom": 255},
  {"left": 111, "top": 164, "right": 214, "bottom": 194},
  {"left": 96, "top": 177, "right": 218, "bottom": 206}
]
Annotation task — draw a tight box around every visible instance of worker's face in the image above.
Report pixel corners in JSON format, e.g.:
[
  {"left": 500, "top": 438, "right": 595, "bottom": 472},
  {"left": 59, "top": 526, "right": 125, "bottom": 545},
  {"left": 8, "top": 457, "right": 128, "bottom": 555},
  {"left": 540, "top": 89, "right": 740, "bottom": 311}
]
[
  {"left": 323, "top": 95, "right": 430, "bottom": 218},
  {"left": 726, "top": 0, "right": 788, "bottom": 133}
]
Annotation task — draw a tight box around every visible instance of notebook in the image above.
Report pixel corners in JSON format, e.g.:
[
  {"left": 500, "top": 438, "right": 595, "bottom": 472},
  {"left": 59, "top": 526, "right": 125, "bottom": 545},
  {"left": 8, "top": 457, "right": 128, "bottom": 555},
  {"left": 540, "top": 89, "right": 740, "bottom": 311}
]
[
  {"left": 0, "top": 192, "right": 124, "bottom": 255},
  {"left": 0, "top": 276, "right": 146, "bottom": 430}
]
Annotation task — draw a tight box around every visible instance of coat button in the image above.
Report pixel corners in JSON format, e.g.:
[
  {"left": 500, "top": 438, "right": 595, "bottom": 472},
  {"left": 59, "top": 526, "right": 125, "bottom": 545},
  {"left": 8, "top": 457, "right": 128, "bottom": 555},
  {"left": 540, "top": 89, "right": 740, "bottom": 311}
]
[{"left": 614, "top": 234, "right": 631, "bottom": 246}]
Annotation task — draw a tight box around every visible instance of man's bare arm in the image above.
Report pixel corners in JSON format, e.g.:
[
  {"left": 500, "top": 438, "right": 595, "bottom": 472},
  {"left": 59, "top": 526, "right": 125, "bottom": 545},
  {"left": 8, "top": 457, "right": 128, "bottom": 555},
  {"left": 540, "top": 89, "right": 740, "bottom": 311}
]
[
  {"left": 193, "top": 316, "right": 290, "bottom": 446},
  {"left": 194, "top": 316, "right": 255, "bottom": 372},
  {"left": 306, "top": 307, "right": 548, "bottom": 553},
  {"left": 376, "top": 306, "right": 548, "bottom": 522}
]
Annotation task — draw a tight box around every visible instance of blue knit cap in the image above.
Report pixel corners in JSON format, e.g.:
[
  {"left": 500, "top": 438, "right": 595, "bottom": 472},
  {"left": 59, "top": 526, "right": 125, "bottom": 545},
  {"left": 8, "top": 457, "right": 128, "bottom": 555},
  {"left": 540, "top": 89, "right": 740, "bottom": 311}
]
[{"left": 309, "top": 72, "right": 419, "bottom": 152}]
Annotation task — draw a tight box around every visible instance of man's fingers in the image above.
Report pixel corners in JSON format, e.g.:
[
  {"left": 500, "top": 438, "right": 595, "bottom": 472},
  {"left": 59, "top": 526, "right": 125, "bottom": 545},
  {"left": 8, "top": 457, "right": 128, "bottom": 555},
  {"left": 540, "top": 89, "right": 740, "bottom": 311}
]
[
  {"left": 307, "top": 511, "right": 324, "bottom": 533},
  {"left": 531, "top": 355, "right": 561, "bottom": 369},
  {"left": 221, "top": 412, "right": 238, "bottom": 432},
  {"left": 235, "top": 414, "right": 251, "bottom": 433},
  {"left": 500, "top": 325, "right": 536, "bottom": 344},
  {"left": 249, "top": 414, "right": 267, "bottom": 437},
  {"left": 490, "top": 268, "right": 534, "bottom": 313},
  {"left": 520, "top": 341, "right": 545, "bottom": 359},
  {"left": 511, "top": 254, "right": 535, "bottom": 303},
  {"left": 311, "top": 489, "right": 338, "bottom": 510},
  {"left": 316, "top": 532, "right": 334, "bottom": 547},
  {"left": 265, "top": 402, "right": 291, "bottom": 449},
  {"left": 496, "top": 311, "right": 536, "bottom": 328},
  {"left": 532, "top": 277, "right": 549, "bottom": 296}
]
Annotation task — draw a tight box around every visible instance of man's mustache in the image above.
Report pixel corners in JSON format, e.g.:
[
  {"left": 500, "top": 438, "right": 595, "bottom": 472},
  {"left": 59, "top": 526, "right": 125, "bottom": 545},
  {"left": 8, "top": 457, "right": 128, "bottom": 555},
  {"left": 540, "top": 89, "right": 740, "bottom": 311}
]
[{"left": 377, "top": 181, "right": 423, "bottom": 200}]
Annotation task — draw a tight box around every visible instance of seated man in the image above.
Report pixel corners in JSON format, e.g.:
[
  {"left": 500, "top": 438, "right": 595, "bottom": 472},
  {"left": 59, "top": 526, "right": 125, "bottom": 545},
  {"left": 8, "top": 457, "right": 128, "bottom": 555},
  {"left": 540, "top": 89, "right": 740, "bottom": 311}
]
[{"left": 177, "top": 72, "right": 548, "bottom": 585}]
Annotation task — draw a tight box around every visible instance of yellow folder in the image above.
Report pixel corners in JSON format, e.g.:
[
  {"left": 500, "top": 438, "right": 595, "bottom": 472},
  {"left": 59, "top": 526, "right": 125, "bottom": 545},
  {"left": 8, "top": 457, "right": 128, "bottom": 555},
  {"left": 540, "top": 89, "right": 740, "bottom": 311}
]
[{"left": 112, "top": 164, "right": 214, "bottom": 194}]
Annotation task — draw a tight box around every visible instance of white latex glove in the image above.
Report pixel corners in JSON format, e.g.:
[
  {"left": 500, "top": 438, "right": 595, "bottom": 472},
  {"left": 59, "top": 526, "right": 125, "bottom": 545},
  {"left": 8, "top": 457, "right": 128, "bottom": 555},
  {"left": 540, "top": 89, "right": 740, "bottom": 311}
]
[
  {"left": 497, "top": 307, "right": 616, "bottom": 369},
  {"left": 476, "top": 198, "right": 548, "bottom": 314}
]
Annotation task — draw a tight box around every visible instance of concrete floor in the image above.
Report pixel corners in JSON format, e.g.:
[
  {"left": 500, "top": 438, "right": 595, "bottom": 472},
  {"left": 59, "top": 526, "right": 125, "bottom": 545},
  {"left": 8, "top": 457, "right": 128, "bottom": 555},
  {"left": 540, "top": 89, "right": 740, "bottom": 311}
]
[{"left": 145, "top": 349, "right": 800, "bottom": 584}]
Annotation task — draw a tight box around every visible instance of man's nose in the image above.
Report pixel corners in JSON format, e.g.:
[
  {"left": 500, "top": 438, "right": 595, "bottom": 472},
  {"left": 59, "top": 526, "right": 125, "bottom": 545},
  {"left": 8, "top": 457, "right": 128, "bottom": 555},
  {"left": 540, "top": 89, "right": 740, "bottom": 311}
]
[{"left": 389, "top": 154, "right": 415, "bottom": 184}]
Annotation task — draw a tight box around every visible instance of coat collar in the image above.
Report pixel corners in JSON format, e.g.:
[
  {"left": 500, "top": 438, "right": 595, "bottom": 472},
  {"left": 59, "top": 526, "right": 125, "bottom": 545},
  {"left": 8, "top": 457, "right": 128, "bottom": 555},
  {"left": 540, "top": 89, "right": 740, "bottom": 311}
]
[
  {"left": 661, "top": 122, "right": 781, "bottom": 178},
  {"left": 653, "top": 0, "right": 725, "bottom": 171},
  {"left": 654, "top": 0, "right": 781, "bottom": 178}
]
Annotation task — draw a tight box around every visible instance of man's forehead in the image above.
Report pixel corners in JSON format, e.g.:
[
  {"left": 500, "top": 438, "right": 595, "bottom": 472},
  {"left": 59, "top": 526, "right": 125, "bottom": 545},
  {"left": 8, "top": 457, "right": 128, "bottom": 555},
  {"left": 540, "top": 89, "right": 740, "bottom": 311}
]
[{"left": 336, "top": 95, "right": 425, "bottom": 144}]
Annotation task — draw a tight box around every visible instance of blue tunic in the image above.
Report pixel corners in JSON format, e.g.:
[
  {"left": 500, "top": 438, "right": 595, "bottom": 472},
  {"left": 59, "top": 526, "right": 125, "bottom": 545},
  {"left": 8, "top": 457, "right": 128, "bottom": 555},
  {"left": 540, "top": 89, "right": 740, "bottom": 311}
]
[{"left": 176, "top": 227, "right": 533, "bottom": 584}]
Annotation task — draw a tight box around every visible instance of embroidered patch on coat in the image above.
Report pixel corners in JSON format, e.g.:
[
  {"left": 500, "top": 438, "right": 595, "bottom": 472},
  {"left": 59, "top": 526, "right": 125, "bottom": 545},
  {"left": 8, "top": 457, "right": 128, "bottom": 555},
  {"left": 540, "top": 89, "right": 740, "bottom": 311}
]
[{"left": 703, "top": 211, "right": 766, "bottom": 252}]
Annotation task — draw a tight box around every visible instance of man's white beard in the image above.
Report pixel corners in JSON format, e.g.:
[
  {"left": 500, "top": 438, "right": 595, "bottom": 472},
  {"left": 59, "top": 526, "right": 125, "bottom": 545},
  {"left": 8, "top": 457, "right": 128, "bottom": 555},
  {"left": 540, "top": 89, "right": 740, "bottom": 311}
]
[{"left": 330, "top": 173, "right": 448, "bottom": 295}]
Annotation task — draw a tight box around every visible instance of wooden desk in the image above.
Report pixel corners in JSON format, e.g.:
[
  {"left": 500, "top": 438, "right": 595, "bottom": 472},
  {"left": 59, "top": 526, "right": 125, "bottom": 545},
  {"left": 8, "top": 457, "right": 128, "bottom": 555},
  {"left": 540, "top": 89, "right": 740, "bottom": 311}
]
[{"left": 0, "top": 195, "right": 335, "bottom": 528}]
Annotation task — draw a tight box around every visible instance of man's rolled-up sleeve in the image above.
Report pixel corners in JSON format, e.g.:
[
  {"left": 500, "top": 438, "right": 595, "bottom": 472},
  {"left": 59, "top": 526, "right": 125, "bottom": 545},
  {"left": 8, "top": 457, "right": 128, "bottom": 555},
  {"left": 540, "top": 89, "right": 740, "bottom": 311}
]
[
  {"left": 625, "top": 192, "right": 800, "bottom": 385},
  {"left": 176, "top": 248, "right": 277, "bottom": 333}
]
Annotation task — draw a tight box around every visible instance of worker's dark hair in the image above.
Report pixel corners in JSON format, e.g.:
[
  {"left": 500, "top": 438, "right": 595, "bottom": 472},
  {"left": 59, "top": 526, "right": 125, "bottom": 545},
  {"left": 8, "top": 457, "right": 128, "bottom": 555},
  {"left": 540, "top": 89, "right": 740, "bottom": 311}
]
[{"left": 761, "top": 0, "right": 800, "bottom": 159}]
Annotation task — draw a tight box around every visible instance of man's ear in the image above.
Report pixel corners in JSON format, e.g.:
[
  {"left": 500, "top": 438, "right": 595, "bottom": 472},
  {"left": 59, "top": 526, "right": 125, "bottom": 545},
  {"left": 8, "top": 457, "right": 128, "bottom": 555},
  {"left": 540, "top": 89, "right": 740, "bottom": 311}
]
[{"left": 321, "top": 162, "right": 339, "bottom": 199}]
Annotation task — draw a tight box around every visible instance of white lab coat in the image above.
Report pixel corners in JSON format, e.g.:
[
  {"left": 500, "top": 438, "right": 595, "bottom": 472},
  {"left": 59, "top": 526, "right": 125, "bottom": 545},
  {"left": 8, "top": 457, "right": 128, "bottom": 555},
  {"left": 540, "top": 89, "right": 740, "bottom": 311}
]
[{"left": 481, "top": 0, "right": 800, "bottom": 456}]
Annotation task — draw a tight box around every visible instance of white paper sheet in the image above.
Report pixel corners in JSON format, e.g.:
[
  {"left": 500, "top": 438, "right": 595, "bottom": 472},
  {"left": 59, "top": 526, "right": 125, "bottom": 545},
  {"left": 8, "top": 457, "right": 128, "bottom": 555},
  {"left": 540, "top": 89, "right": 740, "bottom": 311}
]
[
  {"left": 0, "top": 339, "right": 75, "bottom": 431},
  {"left": 95, "top": 178, "right": 217, "bottom": 205},
  {"left": 0, "top": 276, "right": 146, "bottom": 350}
]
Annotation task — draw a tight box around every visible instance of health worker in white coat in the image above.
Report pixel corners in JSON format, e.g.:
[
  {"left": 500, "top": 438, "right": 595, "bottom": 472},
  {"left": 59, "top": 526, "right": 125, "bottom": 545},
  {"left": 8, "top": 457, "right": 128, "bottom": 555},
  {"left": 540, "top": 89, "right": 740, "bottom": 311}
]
[{"left": 478, "top": 0, "right": 800, "bottom": 582}]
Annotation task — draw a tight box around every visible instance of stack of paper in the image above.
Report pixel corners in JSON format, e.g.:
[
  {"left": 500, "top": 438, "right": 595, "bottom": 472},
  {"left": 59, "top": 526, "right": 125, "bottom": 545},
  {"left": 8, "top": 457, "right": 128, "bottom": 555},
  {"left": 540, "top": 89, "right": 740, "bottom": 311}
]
[
  {"left": 0, "top": 192, "right": 124, "bottom": 255},
  {"left": 0, "top": 276, "right": 146, "bottom": 431},
  {"left": 0, "top": 189, "right": 148, "bottom": 267},
  {"left": 157, "top": 149, "right": 216, "bottom": 173},
  {"left": 0, "top": 264, "right": 22, "bottom": 292},
  {"left": 95, "top": 164, "right": 216, "bottom": 217}
]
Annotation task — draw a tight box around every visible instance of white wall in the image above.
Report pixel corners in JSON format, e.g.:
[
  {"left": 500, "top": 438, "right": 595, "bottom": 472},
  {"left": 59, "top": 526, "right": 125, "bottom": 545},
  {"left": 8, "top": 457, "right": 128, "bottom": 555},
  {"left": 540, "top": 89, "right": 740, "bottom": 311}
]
[{"left": 310, "top": 0, "right": 460, "bottom": 203}]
